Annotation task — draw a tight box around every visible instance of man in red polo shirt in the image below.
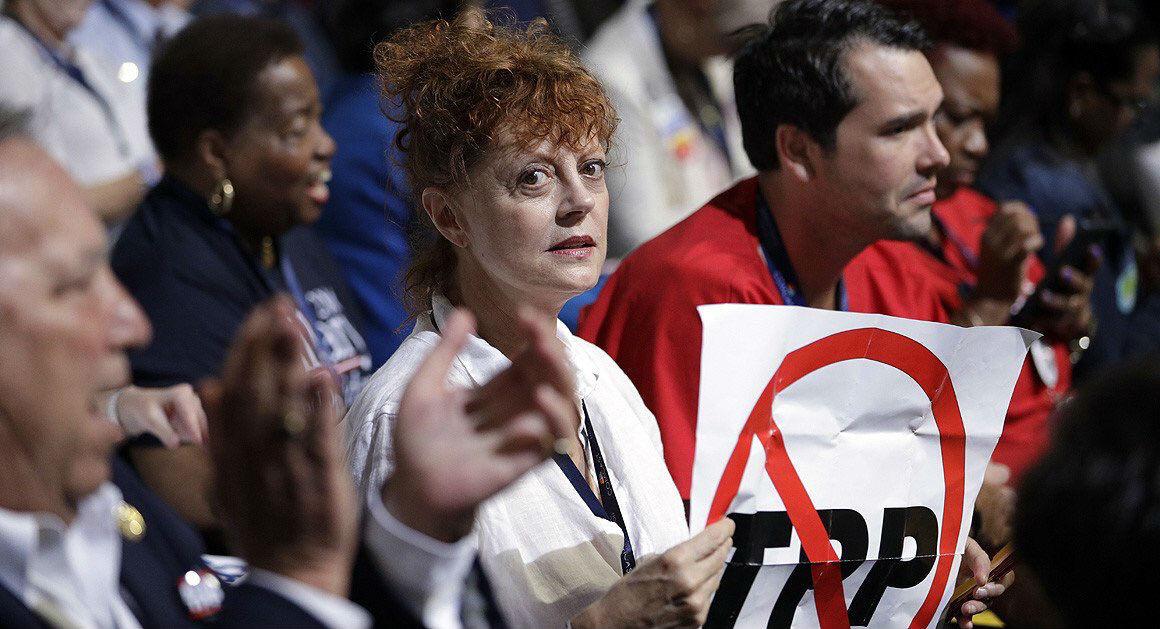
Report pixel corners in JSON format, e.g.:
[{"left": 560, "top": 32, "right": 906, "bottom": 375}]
[
  {"left": 579, "top": 0, "right": 953, "bottom": 503},
  {"left": 581, "top": 3, "right": 1011, "bottom": 618}
]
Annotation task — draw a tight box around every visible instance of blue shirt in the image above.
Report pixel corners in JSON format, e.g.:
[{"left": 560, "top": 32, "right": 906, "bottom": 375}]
[
  {"left": 314, "top": 72, "right": 415, "bottom": 367},
  {"left": 979, "top": 141, "right": 1142, "bottom": 380}
]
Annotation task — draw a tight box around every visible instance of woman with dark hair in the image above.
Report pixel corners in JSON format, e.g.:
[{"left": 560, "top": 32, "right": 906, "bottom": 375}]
[
  {"left": 978, "top": 0, "right": 1160, "bottom": 379},
  {"left": 112, "top": 14, "right": 371, "bottom": 527},
  {"left": 1014, "top": 359, "right": 1160, "bottom": 626},
  {"left": 341, "top": 12, "right": 735, "bottom": 628}
]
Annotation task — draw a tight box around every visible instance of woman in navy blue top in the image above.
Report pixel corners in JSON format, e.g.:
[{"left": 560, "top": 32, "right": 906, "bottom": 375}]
[
  {"left": 114, "top": 15, "right": 370, "bottom": 401},
  {"left": 111, "top": 15, "right": 371, "bottom": 529}
]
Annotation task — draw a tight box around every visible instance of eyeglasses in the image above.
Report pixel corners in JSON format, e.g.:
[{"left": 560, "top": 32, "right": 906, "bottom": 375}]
[{"left": 1096, "top": 82, "right": 1155, "bottom": 114}]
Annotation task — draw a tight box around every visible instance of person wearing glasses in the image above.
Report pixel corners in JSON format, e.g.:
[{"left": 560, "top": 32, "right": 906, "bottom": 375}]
[{"left": 978, "top": 0, "right": 1160, "bottom": 381}]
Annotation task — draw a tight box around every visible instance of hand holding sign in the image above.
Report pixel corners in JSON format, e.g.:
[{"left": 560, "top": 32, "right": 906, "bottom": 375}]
[
  {"left": 949, "top": 538, "right": 1011, "bottom": 628},
  {"left": 572, "top": 518, "right": 736, "bottom": 629}
]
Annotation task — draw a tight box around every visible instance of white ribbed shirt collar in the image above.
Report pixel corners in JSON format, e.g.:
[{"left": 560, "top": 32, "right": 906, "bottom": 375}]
[{"left": 429, "top": 294, "right": 599, "bottom": 399}]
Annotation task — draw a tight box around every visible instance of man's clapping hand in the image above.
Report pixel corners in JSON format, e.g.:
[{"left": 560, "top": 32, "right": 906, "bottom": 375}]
[{"left": 202, "top": 297, "right": 358, "bottom": 596}]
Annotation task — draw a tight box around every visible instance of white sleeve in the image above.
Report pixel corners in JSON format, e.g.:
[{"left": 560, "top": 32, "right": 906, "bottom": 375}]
[
  {"left": 363, "top": 485, "right": 478, "bottom": 629},
  {"left": 0, "top": 28, "right": 44, "bottom": 119},
  {"left": 245, "top": 569, "right": 372, "bottom": 629}
]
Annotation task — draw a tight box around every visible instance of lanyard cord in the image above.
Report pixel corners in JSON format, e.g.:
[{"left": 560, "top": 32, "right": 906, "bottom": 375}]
[
  {"left": 99, "top": 0, "right": 160, "bottom": 57},
  {"left": 927, "top": 213, "right": 980, "bottom": 271},
  {"left": 581, "top": 401, "right": 637, "bottom": 574},
  {"left": 8, "top": 13, "right": 131, "bottom": 158},
  {"left": 754, "top": 189, "right": 849, "bottom": 311},
  {"left": 552, "top": 402, "right": 637, "bottom": 575}
]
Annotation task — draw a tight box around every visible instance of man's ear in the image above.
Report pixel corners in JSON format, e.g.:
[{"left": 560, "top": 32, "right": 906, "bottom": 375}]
[
  {"left": 195, "top": 129, "right": 230, "bottom": 182},
  {"left": 421, "top": 187, "right": 469, "bottom": 248},
  {"left": 774, "top": 124, "right": 819, "bottom": 182}
]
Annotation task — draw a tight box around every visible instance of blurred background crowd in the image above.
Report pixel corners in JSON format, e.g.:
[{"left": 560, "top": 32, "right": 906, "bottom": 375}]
[
  {"left": 11, "top": 0, "right": 1157, "bottom": 366},
  {"left": 4, "top": 0, "right": 1160, "bottom": 627}
]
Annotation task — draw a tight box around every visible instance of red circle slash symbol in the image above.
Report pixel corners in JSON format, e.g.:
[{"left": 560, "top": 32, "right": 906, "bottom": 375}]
[{"left": 707, "top": 328, "right": 965, "bottom": 629}]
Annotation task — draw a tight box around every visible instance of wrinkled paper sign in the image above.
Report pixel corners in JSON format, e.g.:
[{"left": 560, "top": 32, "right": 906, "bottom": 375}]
[{"left": 689, "top": 305, "right": 1035, "bottom": 628}]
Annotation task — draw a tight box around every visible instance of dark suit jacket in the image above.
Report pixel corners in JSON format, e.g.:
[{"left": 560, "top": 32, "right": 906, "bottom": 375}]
[
  {"left": 216, "top": 546, "right": 427, "bottom": 628},
  {"left": 0, "top": 457, "right": 210, "bottom": 628},
  {"left": 0, "top": 458, "right": 336, "bottom": 628}
]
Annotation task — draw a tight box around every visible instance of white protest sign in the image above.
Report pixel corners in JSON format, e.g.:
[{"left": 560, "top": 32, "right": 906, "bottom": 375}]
[{"left": 689, "top": 305, "right": 1035, "bottom": 629}]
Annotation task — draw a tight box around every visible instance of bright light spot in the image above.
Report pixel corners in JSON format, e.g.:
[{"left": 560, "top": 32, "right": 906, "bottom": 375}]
[
  {"left": 1078, "top": 336, "right": 1091, "bottom": 350},
  {"left": 118, "top": 62, "right": 140, "bottom": 84},
  {"left": 184, "top": 571, "right": 201, "bottom": 587}
]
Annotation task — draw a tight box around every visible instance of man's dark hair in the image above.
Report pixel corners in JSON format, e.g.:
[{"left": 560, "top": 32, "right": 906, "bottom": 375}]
[
  {"left": 874, "top": 0, "right": 1019, "bottom": 57},
  {"left": 148, "top": 15, "right": 304, "bottom": 164},
  {"left": 1014, "top": 360, "right": 1160, "bottom": 627},
  {"left": 734, "top": 0, "right": 930, "bottom": 171}
]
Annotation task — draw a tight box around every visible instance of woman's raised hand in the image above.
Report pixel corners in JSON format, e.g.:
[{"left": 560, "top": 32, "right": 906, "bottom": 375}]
[{"left": 572, "top": 518, "right": 736, "bottom": 629}]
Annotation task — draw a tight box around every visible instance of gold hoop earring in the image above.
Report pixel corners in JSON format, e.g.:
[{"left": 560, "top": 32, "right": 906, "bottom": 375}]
[{"left": 209, "top": 177, "right": 235, "bottom": 216}]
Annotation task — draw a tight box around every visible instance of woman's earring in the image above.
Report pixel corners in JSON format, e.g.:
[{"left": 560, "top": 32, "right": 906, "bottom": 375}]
[{"left": 209, "top": 177, "right": 235, "bottom": 216}]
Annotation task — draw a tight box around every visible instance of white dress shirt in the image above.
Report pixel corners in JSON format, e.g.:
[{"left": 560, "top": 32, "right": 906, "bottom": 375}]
[
  {"left": 364, "top": 489, "right": 478, "bottom": 629},
  {"left": 0, "top": 15, "right": 155, "bottom": 188},
  {"left": 0, "top": 484, "right": 142, "bottom": 629},
  {"left": 582, "top": 0, "right": 753, "bottom": 257},
  {"left": 343, "top": 295, "right": 690, "bottom": 628}
]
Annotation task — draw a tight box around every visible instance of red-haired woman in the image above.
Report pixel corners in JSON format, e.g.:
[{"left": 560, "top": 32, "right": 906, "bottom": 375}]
[{"left": 342, "top": 12, "right": 733, "bottom": 629}]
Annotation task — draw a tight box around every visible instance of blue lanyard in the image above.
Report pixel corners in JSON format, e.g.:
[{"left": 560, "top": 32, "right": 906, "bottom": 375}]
[
  {"left": 925, "top": 214, "right": 980, "bottom": 303},
  {"left": 10, "top": 15, "right": 129, "bottom": 157},
  {"left": 754, "top": 190, "right": 848, "bottom": 310},
  {"left": 930, "top": 214, "right": 980, "bottom": 271},
  {"left": 553, "top": 402, "right": 637, "bottom": 575}
]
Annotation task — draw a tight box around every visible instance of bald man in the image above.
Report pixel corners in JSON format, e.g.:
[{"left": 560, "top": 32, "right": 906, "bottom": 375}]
[{"left": 0, "top": 130, "right": 574, "bottom": 627}]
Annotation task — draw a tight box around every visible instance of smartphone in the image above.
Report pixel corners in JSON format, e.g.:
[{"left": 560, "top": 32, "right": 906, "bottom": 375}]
[
  {"left": 1041, "top": 217, "right": 1121, "bottom": 289},
  {"left": 1015, "top": 217, "right": 1120, "bottom": 322}
]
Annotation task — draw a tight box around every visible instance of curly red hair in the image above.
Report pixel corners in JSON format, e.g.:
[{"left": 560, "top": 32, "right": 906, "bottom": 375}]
[
  {"left": 375, "top": 11, "right": 617, "bottom": 312},
  {"left": 375, "top": 12, "right": 617, "bottom": 191}
]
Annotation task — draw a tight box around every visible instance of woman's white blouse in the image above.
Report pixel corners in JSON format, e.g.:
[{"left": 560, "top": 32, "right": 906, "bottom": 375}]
[{"left": 341, "top": 295, "right": 689, "bottom": 628}]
